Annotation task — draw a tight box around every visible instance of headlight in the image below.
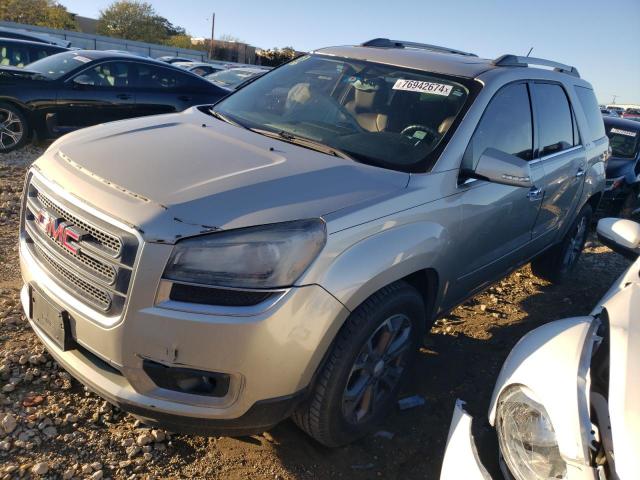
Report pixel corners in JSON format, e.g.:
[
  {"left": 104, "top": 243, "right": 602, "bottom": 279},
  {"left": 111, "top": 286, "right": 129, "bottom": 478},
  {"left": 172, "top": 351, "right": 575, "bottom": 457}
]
[
  {"left": 163, "top": 219, "right": 326, "bottom": 289},
  {"left": 496, "top": 386, "right": 567, "bottom": 480}
]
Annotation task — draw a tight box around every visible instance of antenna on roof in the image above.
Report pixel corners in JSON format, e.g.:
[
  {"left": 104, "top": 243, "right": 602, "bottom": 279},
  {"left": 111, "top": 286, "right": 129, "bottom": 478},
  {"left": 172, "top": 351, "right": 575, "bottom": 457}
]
[{"left": 526, "top": 47, "right": 533, "bottom": 57}]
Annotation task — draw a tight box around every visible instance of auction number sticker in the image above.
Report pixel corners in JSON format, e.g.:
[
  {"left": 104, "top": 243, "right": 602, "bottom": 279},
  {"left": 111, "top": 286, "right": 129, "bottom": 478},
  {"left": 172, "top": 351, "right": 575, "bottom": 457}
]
[
  {"left": 610, "top": 128, "right": 637, "bottom": 137},
  {"left": 392, "top": 79, "right": 452, "bottom": 96}
]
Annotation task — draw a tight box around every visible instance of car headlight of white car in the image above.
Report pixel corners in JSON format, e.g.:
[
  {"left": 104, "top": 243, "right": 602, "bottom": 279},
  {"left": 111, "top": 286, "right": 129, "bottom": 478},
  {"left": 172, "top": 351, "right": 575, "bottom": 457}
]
[{"left": 496, "top": 385, "right": 567, "bottom": 480}]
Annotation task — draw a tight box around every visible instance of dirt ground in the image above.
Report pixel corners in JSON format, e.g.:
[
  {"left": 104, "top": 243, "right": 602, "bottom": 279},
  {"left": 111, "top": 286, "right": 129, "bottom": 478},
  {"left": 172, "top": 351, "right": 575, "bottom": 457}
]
[{"left": 0, "top": 146, "right": 631, "bottom": 479}]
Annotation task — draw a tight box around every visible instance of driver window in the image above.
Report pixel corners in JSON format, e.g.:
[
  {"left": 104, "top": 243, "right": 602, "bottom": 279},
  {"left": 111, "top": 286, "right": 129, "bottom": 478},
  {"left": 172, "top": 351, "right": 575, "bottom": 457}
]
[
  {"left": 72, "top": 62, "right": 132, "bottom": 88},
  {"left": 462, "top": 83, "right": 533, "bottom": 172}
]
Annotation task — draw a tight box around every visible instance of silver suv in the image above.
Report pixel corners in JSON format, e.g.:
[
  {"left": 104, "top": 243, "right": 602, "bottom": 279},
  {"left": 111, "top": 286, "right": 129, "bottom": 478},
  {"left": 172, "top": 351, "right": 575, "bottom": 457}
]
[{"left": 19, "top": 38, "right": 607, "bottom": 446}]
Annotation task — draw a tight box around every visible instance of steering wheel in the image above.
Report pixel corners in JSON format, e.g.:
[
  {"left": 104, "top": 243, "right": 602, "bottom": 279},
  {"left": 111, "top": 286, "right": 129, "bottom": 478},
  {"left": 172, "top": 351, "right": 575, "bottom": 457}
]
[{"left": 400, "top": 124, "right": 439, "bottom": 145}]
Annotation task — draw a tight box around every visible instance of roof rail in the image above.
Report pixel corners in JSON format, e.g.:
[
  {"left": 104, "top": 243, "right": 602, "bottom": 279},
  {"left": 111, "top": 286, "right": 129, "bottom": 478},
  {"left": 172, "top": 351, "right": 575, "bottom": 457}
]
[
  {"left": 361, "top": 38, "right": 478, "bottom": 57},
  {"left": 493, "top": 54, "right": 580, "bottom": 77}
]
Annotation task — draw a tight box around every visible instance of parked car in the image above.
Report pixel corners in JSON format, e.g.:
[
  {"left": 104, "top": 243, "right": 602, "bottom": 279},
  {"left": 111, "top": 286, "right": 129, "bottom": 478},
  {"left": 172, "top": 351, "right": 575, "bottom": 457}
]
[
  {"left": 156, "top": 56, "right": 196, "bottom": 64},
  {"left": 0, "top": 26, "right": 71, "bottom": 47},
  {"left": 441, "top": 217, "right": 639, "bottom": 480},
  {"left": 173, "top": 61, "right": 226, "bottom": 76},
  {"left": 0, "top": 37, "right": 68, "bottom": 67},
  {"left": 606, "top": 105, "right": 626, "bottom": 115},
  {"left": 601, "top": 108, "right": 620, "bottom": 117},
  {"left": 0, "top": 49, "right": 228, "bottom": 152},
  {"left": 18, "top": 38, "right": 606, "bottom": 446},
  {"left": 599, "top": 117, "right": 640, "bottom": 220},
  {"left": 204, "top": 67, "right": 267, "bottom": 91},
  {"left": 622, "top": 108, "right": 640, "bottom": 121}
]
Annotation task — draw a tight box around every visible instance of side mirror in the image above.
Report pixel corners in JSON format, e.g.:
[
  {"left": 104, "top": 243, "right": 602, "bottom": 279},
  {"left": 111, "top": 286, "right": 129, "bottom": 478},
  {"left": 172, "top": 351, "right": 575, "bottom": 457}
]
[
  {"left": 72, "top": 75, "right": 93, "bottom": 89},
  {"left": 597, "top": 218, "right": 640, "bottom": 260},
  {"left": 474, "top": 148, "right": 533, "bottom": 188}
]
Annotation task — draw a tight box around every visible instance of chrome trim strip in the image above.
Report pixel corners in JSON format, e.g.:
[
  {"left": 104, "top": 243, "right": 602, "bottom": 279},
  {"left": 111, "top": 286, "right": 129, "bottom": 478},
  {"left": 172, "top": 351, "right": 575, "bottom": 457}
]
[{"left": 529, "top": 145, "right": 584, "bottom": 165}]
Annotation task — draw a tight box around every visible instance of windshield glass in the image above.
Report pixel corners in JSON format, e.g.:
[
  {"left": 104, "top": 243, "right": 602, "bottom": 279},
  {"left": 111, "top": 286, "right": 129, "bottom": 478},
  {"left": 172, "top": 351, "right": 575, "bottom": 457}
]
[
  {"left": 214, "top": 54, "right": 471, "bottom": 171},
  {"left": 207, "top": 69, "right": 261, "bottom": 88},
  {"left": 26, "top": 51, "right": 94, "bottom": 79},
  {"left": 607, "top": 126, "right": 639, "bottom": 159}
]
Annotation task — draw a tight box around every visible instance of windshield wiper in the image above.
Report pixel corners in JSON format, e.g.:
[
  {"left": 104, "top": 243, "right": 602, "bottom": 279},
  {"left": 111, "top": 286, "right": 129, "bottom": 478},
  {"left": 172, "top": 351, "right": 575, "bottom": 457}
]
[
  {"left": 207, "top": 109, "right": 246, "bottom": 129},
  {"left": 250, "top": 128, "right": 354, "bottom": 161}
]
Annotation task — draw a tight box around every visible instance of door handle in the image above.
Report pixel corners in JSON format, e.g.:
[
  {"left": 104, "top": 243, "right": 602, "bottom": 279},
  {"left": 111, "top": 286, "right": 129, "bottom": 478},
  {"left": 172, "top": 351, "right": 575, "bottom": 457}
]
[
  {"left": 527, "top": 186, "right": 543, "bottom": 201},
  {"left": 575, "top": 168, "right": 585, "bottom": 178},
  {"left": 116, "top": 93, "right": 132, "bottom": 100},
  {"left": 178, "top": 95, "right": 192, "bottom": 102}
]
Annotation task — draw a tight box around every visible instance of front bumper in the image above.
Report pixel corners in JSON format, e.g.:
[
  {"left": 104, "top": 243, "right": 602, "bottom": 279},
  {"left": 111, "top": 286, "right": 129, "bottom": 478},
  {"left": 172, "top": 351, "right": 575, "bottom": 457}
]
[
  {"left": 20, "top": 235, "right": 349, "bottom": 434},
  {"left": 440, "top": 400, "right": 491, "bottom": 480}
]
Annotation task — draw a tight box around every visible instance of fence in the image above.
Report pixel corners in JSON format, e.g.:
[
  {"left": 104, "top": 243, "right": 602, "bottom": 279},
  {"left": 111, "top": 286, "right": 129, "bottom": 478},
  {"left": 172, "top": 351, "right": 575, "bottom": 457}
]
[{"left": 0, "top": 20, "right": 209, "bottom": 61}]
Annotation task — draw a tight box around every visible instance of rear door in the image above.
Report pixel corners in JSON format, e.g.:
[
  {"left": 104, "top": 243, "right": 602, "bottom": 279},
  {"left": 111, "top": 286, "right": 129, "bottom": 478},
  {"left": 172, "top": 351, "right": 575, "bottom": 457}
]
[
  {"left": 134, "top": 63, "right": 223, "bottom": 116},
  {"left": 530, "top": 82, "right": 586, "bottom": 243}
]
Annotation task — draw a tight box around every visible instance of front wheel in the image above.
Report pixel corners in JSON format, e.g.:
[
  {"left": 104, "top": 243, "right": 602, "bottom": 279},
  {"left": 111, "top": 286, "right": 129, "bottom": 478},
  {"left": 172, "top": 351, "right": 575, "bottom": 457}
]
[
  {"left": 0, "top": 102, "right": 29, "bottom": 153},
  {"left": 293, "top": 281, "right": 425, "bottom": 447},
  {"left": 531, "top": 204, "right": 592, "bottom": 283}
]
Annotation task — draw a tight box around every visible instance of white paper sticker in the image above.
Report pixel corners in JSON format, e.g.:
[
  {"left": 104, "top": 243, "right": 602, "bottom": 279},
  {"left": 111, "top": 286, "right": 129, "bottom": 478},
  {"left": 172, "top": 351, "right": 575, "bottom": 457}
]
[
  {"left": 392, "top": 79, "right": 452, "bottom": 96},
  {"left": 610, "top": 127, "right": 637, "bottom": 137},
  {"left": 72, "top": 55, "right": 92, "bottom": 63}
]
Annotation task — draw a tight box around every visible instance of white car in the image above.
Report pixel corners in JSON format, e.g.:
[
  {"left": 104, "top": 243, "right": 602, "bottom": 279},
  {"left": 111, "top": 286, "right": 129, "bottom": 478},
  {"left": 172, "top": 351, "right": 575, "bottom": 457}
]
[{"left": 441, "top": 217, "right": 640, "bottom": 480}]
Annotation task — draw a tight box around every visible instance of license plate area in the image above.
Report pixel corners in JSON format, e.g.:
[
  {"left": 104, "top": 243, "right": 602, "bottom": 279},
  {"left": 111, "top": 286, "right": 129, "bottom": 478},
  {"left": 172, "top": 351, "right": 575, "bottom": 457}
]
[{"left": 30, "top": 285, "right": 75, "bottom": 351}]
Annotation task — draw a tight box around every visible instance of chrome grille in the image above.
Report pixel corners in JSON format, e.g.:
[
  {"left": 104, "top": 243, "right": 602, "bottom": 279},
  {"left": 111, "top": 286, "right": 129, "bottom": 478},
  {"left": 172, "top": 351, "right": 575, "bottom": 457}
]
[
  {"left": 32, "top": 242, "right": 112, "bottom": 310},
  {"left": 37, "top": 191, "right": 122, "bottom": 255},
  {"left": 22, "top": 175, "right": 138, "bottom": 315}
]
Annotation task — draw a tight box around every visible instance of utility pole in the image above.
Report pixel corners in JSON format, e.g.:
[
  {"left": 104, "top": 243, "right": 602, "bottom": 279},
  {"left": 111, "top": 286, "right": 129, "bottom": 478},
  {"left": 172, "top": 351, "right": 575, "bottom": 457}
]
[
  {"left": 208, "top": 12, "right": 215, "bottom": 60},
  {"left": 611, "top": 95, "right": 618, "bottom": 105}
]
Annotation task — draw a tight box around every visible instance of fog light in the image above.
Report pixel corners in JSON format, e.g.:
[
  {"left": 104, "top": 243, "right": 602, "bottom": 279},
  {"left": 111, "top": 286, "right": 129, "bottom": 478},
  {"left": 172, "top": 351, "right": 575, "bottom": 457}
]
[{"left": 142, "top": 359, "right": 230, "bottom": 397}]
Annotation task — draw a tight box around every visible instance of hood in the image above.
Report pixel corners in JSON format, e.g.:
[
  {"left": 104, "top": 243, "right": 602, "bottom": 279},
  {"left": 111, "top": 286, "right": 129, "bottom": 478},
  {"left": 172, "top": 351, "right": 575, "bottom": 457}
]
[
  {"left": 598, "top": 259, "right": 640, "bottom": 480},
  {"left": 0, "top": 65, "right": 44, "bottom": 79},
  {"left": 36, "top": 108, "right": 408, "bottom": 241}
]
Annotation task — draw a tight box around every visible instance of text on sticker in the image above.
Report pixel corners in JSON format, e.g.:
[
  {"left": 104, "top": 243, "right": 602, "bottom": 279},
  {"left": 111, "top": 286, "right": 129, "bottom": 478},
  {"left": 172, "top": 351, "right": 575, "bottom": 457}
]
[
  {"left": 610, "top": 128, "right": 637, "bottom": 138},
  {"left": 392, "top": 79, "right": 452, "bottom": 96}
]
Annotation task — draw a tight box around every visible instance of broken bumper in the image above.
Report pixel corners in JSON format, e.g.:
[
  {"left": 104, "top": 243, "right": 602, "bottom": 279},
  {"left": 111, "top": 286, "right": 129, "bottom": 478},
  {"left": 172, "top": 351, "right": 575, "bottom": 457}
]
[{"left": 440, "top": 400, "right": 492, "bottom": 480}]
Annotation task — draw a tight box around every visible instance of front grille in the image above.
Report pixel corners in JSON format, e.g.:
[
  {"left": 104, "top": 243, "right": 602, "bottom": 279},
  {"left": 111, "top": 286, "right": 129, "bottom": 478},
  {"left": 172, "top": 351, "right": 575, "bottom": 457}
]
[
  {"left": 32, "top": 242, "right": 112, "bottom": 310},
  {"left": 37, "top": 191, "right": 122, "bottom": 255},
  {"left": 22, "top": 175, "right": 138, "bottom": 315}
]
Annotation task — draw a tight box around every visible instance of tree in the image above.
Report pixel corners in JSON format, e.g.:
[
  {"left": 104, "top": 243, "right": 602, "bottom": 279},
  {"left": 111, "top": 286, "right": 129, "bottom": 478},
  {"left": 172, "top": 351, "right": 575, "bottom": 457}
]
[
  {"left": 97, "top": 1, "right": 187, "bottom": 44},
  {"left": 257, "top": 47, "right": 299, "bottom": 67},
  {"left": 0, "top": 0, "right": 78, "bottom": 30},
  {"left": 164, "top": 34, "right": 192, "bottom": 49}
]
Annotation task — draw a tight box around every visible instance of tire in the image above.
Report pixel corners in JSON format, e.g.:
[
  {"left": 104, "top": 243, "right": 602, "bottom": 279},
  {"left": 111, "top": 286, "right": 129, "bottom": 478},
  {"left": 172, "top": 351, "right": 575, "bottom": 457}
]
[
  {"left": 531, "top": 203, "right": 593, "bottom": 284},
  {"left": 0, "top": 102, "right": 29, "bottom": 153},
  {"left": 620, "top": 187, "right": 640, "bottom": 221},
  {"left": 293, "top": 281, "right": 425, "bottom": 447}
]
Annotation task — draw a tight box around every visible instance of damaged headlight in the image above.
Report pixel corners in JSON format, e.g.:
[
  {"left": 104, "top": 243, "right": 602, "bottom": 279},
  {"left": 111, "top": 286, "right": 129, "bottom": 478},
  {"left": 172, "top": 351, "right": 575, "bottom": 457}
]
[
  {"left": 496, "top": 386, "right": 567, "bottom": 480},
  {"left": 163, "top": 219, "right": 326, "bottom": 289}
]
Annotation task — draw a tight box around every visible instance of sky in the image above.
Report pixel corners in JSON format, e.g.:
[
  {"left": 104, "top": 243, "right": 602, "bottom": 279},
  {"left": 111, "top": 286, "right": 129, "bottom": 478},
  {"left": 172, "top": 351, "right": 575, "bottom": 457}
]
[{"left": 59, "top": 0, "right": 640, "bottom": 104}]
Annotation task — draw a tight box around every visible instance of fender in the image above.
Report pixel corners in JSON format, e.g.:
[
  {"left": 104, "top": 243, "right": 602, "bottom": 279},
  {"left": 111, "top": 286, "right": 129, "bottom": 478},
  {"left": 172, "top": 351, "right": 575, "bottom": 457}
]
[
  {"left": 300, "top": 220, "right": 448, "bottom": 312},
  {"left": 487, "top": 317, "right": 599, "bottom": 468}
]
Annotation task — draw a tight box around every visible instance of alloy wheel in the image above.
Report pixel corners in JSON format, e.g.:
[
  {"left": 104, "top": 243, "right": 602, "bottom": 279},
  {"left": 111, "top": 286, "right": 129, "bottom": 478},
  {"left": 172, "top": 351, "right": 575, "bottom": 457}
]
[
  {"left": 341, "top": 313, "right": 412, "bottom": 424},
  {"left": 0, "top": 108, "right": 24, "bottom": 152}
]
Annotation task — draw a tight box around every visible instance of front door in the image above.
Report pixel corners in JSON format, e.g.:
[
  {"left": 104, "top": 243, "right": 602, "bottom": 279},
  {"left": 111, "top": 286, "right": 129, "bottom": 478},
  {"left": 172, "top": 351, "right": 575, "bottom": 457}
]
[
  {"left": 55, "top": 61, "right": 136, "bottom": 132},
  {"left": 530, "top": 82, "right": 586, "bottom": 243},
  {"left": 449, "top": 82, "right": 543, "bottom": 303}
]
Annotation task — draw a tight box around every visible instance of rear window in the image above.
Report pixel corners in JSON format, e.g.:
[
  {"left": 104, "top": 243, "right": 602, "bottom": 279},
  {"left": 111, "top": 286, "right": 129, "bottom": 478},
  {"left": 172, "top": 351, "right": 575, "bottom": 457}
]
[
  {"left": 606, "top": 126, "right": 639, "bottom": 159},
  {"left": 575, "top": 86, "right": 606, "bottom": 141}
]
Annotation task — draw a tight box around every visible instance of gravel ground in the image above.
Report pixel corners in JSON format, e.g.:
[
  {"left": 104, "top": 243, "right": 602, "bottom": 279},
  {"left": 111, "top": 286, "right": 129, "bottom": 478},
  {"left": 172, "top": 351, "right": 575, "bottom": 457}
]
[{"left": 0, "top": 146, "right": 632, "bottom": 479}]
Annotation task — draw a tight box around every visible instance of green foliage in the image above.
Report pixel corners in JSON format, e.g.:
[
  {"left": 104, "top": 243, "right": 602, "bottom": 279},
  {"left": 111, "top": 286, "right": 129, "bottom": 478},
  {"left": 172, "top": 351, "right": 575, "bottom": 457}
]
[
  {"left": 257, "top": 47, "right": 299, "bottom": 67},
  {"left": 164, "top": 34, "right": 192, "bottom": 49},
  {"left": 97, "top": 0, "right": 186, "bottom": 44},
  {"left": 0, "top": 0, "right": 78, "bottom": 30}
]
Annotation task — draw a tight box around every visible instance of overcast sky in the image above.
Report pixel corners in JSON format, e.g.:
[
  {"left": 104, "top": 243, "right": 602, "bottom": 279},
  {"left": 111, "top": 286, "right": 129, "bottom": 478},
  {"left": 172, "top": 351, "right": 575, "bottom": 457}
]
[{"left": 60, "top": 0, "right": 640, "bottom": 104}]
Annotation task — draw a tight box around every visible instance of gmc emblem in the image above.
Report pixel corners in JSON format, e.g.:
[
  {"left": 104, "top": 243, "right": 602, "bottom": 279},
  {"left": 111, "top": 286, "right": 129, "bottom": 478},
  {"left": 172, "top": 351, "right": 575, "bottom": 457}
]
[{"left": 35, "top": 210, "right": 81, "bottom": 255}]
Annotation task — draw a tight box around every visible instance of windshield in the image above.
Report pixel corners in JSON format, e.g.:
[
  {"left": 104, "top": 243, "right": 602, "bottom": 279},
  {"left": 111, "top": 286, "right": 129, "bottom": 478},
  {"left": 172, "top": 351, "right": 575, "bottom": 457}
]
[
  {"left": 214, "top": 54, "right": 471, "bottom": 171},
  {"left": 207, "top": 69, "right": 261, "bottom": 88},
  {"left": 607, "top": 126, "right": 639, "bottom": 159},
  {"left": 26, "top": 51, "right": 94, "bottom": 79}
]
